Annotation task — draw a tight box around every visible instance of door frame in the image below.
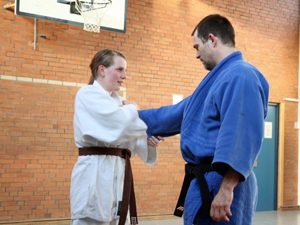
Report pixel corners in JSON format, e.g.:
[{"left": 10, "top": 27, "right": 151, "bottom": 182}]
[{"left": 271, "top": 101, "right": 284, "bottom": 209}]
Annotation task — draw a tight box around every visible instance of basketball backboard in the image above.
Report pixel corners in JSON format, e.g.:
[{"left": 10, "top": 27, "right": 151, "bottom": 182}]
[{"left": 15, "top": 0, "right": 127, "bottom": 32}]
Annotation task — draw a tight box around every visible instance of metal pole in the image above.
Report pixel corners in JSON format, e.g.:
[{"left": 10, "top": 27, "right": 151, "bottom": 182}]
[{"left": 33, "top": 18, "right": 37, "bottom": 50}]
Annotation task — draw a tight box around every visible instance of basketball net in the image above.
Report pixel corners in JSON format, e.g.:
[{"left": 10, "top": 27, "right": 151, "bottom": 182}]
[{"left": 75, "top": 0, "right": 112, "bottom": 33}]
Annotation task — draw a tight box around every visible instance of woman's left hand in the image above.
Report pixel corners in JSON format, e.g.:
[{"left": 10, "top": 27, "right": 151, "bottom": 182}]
[{"left": 147, "top": 136, "right": 164, "bottom": 147}]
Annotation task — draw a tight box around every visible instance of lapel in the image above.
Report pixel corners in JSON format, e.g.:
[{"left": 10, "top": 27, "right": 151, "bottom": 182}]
[{"left": 182, "top": 51, "right": 242, "bottom": 128}]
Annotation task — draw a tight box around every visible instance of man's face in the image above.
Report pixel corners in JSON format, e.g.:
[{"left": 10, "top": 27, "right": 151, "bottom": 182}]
[{"left": 193, "top": 30, "right": 216, "bottom": 71}]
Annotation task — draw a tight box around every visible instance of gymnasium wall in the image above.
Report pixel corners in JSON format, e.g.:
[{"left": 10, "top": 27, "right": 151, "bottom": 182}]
[{"left": 0, "top": 0, "right": 299, "bottom": 222}]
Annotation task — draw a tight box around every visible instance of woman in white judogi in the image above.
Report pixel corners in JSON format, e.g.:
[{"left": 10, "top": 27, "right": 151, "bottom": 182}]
[{"left": 70, "top": 49, "right": 158, "bottom": 225}]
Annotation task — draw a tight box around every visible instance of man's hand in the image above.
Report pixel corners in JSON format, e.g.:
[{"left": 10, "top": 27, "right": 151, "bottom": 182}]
[
  {"left": 122, "top": 100, "right": 130, "bottom": 105},
  {"left": 210, "top": 183, "right": 233, "bottom": 222},
  {"left": 122, "top": 100, "right": 139, "bottom": 109},
  {"left": 147, "top": 136, "right": 164, "bottom": 147},
  {"left": 210, "top": 168, "right": 241, "bottom": 222}
]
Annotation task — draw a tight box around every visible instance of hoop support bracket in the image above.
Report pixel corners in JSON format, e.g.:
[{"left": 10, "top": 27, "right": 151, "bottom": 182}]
[{"left": 3, "top": 2, "right": 15, "bottom": 12}]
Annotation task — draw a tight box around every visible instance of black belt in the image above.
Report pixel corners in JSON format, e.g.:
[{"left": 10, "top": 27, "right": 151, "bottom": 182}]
[
  {"left": 174, "top": 157, "right": 213, "bottom": 220},
  {"left": 79, "top": 147, "right": 138, "bottom": 225}
]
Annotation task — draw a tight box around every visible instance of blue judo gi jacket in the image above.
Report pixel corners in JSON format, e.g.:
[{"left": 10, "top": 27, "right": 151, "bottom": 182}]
[{"left": 139, "top": 51, "right": 269, "bottom": 225}]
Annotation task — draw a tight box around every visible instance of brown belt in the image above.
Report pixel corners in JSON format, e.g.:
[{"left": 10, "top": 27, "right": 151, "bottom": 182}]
[{"left": 79, "top": 147, "right": 138, "bottom": 225}]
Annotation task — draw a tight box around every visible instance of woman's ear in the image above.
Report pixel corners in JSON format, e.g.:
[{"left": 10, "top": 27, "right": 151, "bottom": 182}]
[{"left": 97, "top": 65, "right": 105, "bottom": 77}]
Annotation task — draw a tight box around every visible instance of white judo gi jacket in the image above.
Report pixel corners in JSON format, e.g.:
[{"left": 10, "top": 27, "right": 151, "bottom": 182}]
[{"left": 70, "top": 80, "right": 156, "bottom": 222}]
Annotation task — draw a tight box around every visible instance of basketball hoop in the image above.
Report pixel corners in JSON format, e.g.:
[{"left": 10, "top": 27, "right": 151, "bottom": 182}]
[{"left": 75, "top": 0, "right": 112, "bottom": 33}]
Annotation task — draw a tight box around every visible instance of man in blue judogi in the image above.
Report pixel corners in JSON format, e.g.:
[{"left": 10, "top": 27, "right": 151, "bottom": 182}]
[{"left": 139, "top": 14, "right": 269, "bottom": 225}]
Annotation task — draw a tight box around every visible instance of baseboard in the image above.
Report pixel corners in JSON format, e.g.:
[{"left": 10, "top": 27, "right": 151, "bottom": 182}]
[
  {"left": 0, "top": 218, "right": 70, "bottom": 225},
  {"left": 278, "top": 205, "right": 300, "bottom": 211},
  {"left": 0, "top": 215, "right": 182, "bottom": 224}
]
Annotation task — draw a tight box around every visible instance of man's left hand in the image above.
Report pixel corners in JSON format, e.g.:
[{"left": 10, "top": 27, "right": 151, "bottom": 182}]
[
  {"left": 210, "top": 168, "right": 241, "bottom": 222},
  {"left": 210, "top": 185, "right": 233, "bottom": 222}
]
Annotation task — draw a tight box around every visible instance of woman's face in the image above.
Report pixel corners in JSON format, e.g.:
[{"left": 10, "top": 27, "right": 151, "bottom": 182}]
[{"left": 98, "top": 55, "right": 127, "bottom": 93}]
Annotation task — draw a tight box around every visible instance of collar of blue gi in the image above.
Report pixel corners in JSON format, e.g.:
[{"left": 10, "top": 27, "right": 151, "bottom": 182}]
[{"left": 182, "top": 51, "right": 243, "bottom": 127}]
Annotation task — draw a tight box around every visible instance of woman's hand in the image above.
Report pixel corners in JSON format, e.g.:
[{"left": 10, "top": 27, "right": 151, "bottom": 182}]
[{"left": 147, "top": 136, "right": 164, "bottom": 147}]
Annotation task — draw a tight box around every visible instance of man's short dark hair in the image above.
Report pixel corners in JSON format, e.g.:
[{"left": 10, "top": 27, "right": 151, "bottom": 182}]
[{"left": 192, "top": 14, "right": 235, "bottom": 47}]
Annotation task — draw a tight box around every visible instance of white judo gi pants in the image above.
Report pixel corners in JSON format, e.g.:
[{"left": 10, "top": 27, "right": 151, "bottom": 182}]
[{"left": 71, "top": 218, "right": 129, "bottom": 225}]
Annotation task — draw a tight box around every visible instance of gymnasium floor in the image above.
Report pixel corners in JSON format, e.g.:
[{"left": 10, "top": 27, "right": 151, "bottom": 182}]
[
  {"left": 2, "top": 210, "right": 299, "bottom": 224},
  {"left": 140, "top": 210, "right": 300, "bottom": 225}
]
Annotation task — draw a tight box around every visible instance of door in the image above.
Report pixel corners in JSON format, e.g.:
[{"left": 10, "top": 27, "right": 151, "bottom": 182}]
[{"left": 253, "top": 104, "right": 279, "bottom": 211}]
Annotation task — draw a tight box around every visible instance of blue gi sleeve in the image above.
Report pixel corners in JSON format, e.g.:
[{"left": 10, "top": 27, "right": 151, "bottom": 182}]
[
  {"left": 139, "top": 97, "right": 190, "bottom": 137},
  {"left": 212, "top": 68, "right": 269, "bottom": 181}
]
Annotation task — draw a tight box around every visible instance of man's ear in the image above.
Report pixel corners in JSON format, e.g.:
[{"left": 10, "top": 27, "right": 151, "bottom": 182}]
[{"left": 208, "top": 33, "right": 218, "bottom": 47}]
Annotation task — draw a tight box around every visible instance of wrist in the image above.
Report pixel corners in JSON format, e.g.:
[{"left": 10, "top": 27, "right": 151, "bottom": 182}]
[{"left": 220, "top": 169, "right": 241, "bottom": 191}]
